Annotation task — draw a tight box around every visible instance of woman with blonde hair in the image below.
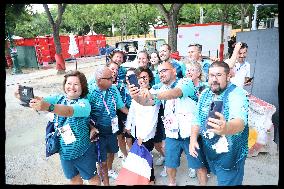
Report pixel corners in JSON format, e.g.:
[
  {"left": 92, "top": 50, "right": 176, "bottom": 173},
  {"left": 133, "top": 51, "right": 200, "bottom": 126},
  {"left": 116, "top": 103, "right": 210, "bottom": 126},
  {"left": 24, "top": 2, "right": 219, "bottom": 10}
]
[
  {"left": 184, "top": 61, "right": 209, "bottom": 179},
  {"left": 185, "top": 61, "right": 208, "bottom": 98}
]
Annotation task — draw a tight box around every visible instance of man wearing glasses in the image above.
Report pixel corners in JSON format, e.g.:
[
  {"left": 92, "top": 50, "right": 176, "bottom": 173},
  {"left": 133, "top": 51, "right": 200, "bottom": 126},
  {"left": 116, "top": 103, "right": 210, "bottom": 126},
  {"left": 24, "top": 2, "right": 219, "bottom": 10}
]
[
  {"left": 87, "top": 66, "right": 129, "bottom": 185},
  {"left": 187, "top": 43, "right": 211, "bottom": 82},
  {"left": 128, "top": 62, "right": 208, "bottom": 186},
  {"left": 189, "top": 61, "right": 249, "bottom": 186}
]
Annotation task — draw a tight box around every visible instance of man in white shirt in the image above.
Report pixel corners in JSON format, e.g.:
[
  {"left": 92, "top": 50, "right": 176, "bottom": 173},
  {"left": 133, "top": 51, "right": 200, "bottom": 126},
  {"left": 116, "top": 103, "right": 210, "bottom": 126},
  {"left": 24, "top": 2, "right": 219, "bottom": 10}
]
[{"left": 225, "top": 42, "right": 252, "bottom": 88}]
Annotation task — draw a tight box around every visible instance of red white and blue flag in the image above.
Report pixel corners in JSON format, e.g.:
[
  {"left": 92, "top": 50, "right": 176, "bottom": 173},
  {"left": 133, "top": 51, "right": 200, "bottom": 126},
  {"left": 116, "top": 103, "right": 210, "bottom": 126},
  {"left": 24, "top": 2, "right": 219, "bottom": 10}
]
[{"left": 116, "top": 140, "right": 153, "bottom": 185}]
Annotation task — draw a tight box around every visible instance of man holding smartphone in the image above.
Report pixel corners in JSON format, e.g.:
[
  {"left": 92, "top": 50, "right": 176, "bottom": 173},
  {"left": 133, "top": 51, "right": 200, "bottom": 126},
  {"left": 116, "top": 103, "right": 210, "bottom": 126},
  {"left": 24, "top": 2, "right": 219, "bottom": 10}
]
[
  {"left": 128, "top": 62, "right": 208, "bottom": 186},
  {"left": 190, "top": 61, "right": 249, "bottom": 186},
  {"left": 224, "top": 42, "right": 252, "bottom": 88}
]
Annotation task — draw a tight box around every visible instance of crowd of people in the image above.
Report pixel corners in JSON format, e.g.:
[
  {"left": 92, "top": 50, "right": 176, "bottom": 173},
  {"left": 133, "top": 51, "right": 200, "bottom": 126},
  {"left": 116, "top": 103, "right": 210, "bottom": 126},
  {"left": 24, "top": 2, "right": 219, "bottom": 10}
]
[{"left": 15, "top": 40, "right": 252, "bottom": 186}]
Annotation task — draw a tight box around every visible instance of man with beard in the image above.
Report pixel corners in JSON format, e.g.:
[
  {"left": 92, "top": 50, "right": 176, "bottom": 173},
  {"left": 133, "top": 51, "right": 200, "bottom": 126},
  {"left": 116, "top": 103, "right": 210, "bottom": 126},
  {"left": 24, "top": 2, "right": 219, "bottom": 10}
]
[
  {"left": 224, "top": 42, "right": 252, "bottom": 88},
  {"left": 128, "top": 62, "right": 208, "bottom": 186},
  {"left": 189, "top": 61, "right": 249, "bottom": 186}
]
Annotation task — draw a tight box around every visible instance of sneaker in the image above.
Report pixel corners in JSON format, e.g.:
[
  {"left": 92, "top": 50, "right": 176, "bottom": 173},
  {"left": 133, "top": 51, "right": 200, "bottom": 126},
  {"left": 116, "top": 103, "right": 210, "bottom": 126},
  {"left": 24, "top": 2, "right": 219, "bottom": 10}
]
[
  {"left": 117, "top": 150, "right": 124, "bottom": 158},
  {"left": 108, "top": 169, "right": 118, "bottom": 180},
  {"left": 188, "top": 168, "right": 196, "bottom": 178},
  {"left": 155, "top": 156, "right": 165, "bottom": 166},
  {"left": 160, "top": 166, "right": 167, "bottom": 177}
]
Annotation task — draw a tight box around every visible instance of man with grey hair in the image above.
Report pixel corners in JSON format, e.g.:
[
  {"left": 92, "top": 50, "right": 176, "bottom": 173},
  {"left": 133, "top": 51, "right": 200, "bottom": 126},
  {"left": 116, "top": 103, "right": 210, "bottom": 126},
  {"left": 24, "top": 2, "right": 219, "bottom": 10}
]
[
  {"left": 187, "top": 43, "right": 211, "bottom": 82},
  {"left": 87, "top": 66, "right": 128, "bottom": 185}
]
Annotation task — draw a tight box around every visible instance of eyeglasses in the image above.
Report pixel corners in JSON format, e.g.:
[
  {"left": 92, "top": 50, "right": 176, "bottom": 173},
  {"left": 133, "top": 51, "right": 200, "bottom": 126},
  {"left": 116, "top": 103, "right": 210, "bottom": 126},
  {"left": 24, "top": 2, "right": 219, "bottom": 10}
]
[
  {"left": 208, "top": 73, "right": 226, "bottom": 79},
  {"left": 101, "top": 76, "right": 113, "bottom": 81},
  {"left": 138, "top": 76, "right": 148, "bottom": 81},
  {"left": 158, "top": 68, "right": 171, "bottom": 75},
  {"left": 187, "top": 68, "right": 200, "bottom": 73}
]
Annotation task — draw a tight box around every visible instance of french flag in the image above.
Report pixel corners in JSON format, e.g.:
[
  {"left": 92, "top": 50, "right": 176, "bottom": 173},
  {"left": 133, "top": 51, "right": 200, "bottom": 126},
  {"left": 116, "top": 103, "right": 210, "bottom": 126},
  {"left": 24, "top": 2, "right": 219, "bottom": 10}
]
[{"left": 116, "top": 140, "right": 153, "bottom": 185}]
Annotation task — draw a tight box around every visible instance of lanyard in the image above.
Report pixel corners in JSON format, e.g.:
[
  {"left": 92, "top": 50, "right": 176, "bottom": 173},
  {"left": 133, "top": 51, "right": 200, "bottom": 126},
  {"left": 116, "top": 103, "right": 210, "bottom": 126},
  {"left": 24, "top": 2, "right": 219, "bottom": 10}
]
[
  {"left": 119, "top": 82, "right": 128, "bottom": 104},
  {"left": 162, "top": 80, "right": 179, "bottom": 108},
  {"left": 96, "top": 140, "right": 104, "bottom": 182},
  {"left": 101, "top": 90, "right": 116, "bottom": 118}
]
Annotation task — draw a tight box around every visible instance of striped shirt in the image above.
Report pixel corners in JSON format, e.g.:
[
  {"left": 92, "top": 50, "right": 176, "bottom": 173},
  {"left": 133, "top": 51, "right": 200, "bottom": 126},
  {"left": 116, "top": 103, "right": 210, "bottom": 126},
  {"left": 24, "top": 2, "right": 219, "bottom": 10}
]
[
  {"left": 87, "top": 82, "right": 125, "bottom": 135},
  {"left": 44, "top": 94, "right": 91, "bottom": 160}
]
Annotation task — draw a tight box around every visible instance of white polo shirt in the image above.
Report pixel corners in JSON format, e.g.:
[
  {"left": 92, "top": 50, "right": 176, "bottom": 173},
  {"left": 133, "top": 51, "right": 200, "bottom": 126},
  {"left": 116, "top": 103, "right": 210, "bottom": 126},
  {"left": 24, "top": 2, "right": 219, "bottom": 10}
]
[{"left": 230, "top": 61, "right": 250, "bottom": 88}]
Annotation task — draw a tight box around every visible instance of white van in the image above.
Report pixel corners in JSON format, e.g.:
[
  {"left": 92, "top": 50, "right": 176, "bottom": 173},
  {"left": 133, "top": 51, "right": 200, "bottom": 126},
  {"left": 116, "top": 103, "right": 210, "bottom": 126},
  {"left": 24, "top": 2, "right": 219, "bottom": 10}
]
[{"left": 116, "top": 38, "right": 166, "bottom": 68}]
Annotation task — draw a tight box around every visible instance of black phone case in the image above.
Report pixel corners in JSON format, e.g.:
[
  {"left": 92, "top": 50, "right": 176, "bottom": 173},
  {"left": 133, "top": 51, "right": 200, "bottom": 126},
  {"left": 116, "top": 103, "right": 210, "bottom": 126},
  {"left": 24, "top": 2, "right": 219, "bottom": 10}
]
[
  {"left": 19, "top": 85, "right": 34, "bottom": 107},
  {"left": 89, "top": 119, "right": 99, "bottom": 141},
  {"left": 246, "top": 77, "right": 254, "bottom": 83},
  {"left": 206, "top": 100, "right": 223, "bottom": 129},
  {"left": 128, "top": 74, "right": 140, "bottom": 88}
]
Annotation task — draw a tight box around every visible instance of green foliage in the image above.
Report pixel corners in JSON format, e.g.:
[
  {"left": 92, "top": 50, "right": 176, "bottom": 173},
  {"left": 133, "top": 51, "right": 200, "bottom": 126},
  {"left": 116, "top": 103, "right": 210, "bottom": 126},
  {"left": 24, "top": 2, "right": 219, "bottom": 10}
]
[
  {"left": 5, "top": 4, "right": 32, "bottom": 36},
  {"left": 6, "top": 4, "right": 278, "bottom": 38},
  {"left": 14, "top": 12, "right": 52, "bottom": 37},
  {"left": 257, "top": 4, "right": 278, "bottom": 24},
  {"left": 179, "top": 4, "right": 200, "bottom": 24}
]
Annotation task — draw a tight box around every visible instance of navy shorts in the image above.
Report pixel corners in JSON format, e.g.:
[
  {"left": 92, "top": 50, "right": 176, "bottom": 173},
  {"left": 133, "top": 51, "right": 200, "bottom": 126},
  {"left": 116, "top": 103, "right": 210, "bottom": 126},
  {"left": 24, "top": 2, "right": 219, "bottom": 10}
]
[
  {"left": 209, "top": 157, "right": 246, "bottom": 186},
  {"left": 153, "top": 105, "right": 165, "bottom": 143},
  {"left": 97, "top": 134, "right": 119, "bottom": 162},
  {"left": 60, "top": 143, "right": 98, "bottom": 180},
  {"left": 165, "top": 137, "right": 206, "bottom": 169}
]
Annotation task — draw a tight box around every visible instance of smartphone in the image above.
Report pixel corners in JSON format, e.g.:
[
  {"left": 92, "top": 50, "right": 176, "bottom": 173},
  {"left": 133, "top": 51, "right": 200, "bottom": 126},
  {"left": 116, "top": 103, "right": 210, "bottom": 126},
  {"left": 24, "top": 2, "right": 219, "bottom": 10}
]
[
  {"left": 198, "top": 85, "right": 206, "bottom": 94},
  {"left": 127, "top": 73, "right": 140, "bottom": 88},
  {"left": 89, "top": 119, "right": 99, "bottom": 141},
  {"left": 246, "top": 77, "right": 254, "bottom": 83},
  {"left": 206, "top": 100, "right": 223, "bottom": 129},
  {"left": 19, "top": 85, "right": 34, "bottom": 107}
]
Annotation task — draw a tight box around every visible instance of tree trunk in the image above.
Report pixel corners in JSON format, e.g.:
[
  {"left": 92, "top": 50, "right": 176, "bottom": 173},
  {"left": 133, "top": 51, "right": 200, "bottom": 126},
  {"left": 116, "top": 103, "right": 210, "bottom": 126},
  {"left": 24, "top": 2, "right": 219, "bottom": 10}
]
[
  {"left": 241, "top": 14, "right": 244, "bottom": 31},
  {"left": 43, "top": 4, "right": 66, "bottom": 73},
  {"left": 155, "top": 4, "right": 183, "bottom": 52},
  {"left": 168, "top": 18, "right": 178, "bottom": 52},
  {"left": 134, "top": 4, "right": 140, "bottom": 38},
  {"left": 248, "top": 12, "right": 252, "bottom": 30}
]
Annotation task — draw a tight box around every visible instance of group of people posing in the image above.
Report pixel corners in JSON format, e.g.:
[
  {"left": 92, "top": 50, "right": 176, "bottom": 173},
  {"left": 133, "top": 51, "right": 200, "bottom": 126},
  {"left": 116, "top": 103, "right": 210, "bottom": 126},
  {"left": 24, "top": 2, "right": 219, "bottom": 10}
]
[{"left": 15, "top": 41, "right": 252, "bottom": 186}]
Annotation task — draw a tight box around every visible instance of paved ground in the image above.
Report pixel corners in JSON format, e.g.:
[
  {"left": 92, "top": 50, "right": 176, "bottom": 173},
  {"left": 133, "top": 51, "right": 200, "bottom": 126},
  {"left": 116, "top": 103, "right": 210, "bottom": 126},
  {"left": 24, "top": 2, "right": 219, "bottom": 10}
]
[{"left": 5, "top": 57, "right": 279, "bottom": 185}]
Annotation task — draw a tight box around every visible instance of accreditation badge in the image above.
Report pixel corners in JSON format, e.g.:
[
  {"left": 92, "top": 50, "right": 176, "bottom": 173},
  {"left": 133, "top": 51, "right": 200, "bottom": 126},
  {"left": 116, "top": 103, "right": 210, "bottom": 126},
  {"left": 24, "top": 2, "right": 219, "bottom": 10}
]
[
  {"left": 59, "top": 124, "right": 76, "bottom": 144},
  {"left": 111, "top": 116, "right": 119, "bottom": 134}
]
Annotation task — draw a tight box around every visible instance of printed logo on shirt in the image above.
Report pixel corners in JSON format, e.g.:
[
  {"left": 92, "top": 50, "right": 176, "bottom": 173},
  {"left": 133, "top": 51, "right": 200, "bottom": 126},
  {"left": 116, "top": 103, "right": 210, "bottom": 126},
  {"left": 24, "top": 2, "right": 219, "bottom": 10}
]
[{"left": 78, "top": 102, "right": 86, "bottom": 107}]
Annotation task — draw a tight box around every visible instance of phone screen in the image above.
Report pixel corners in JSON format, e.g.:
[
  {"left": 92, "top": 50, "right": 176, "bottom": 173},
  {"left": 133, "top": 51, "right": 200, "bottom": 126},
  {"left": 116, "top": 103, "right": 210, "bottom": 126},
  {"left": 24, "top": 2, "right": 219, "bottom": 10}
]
[
  {"left": 127, "top": 74, "right": 140, "bottom": 88},
  {"left": 19, "top": 85, "right": 34, "bottom": 106},
  {"left": 206, "top": 100, "right": 223, "bottom": 129}
]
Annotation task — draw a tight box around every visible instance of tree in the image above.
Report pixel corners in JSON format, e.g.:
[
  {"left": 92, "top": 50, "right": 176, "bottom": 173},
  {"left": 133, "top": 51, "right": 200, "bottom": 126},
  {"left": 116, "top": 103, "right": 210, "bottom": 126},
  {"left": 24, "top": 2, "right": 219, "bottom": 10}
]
[
  {"left": 237, "top": 4, "right": 253, "bottom": 31},
  {"left": 155, "top": 4, "right": 183, "bottom": 52},
  {"left": 5, "top": 4, "right": 32, "bottom": 36},
  {"left": 43, "top": 4, "right": 67, "bottom": 74},
  {"left": 14, "top": 12, "right": 52, "bottom": 37},
  {"left": 256, "top": 4, "right": 278, "bottom": 28},
  {"left": 178, "top": 4, "right": 201, "bottom": 24}
]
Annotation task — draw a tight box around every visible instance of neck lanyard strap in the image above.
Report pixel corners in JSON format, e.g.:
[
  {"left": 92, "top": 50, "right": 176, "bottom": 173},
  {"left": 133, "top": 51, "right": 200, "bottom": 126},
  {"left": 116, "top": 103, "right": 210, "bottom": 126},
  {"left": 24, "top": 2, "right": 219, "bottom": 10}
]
[{"left": 101, "top": 91, "right": 116, "bottom": 117}]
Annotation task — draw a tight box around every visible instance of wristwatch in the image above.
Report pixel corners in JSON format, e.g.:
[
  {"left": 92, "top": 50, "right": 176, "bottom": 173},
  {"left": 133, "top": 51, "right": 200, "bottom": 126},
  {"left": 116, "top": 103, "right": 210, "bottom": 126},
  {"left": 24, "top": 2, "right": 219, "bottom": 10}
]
[{"left": 48, "top": 104, "right": 55, "bottom": 112}]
